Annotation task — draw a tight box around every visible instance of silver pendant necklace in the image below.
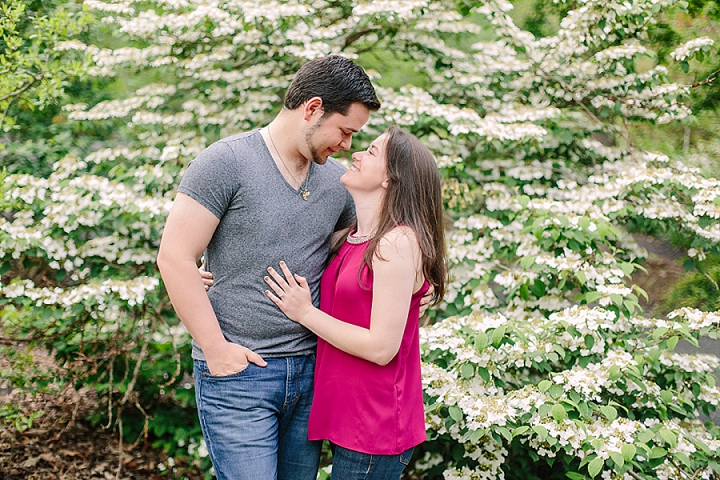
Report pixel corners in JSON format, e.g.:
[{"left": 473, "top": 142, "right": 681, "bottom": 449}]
[{"left": 267, "top": 126, "right": 311, "bottom": 200}]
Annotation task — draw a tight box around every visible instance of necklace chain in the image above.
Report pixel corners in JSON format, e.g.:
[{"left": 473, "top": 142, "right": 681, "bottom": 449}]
[
  {"left": 347, "top": 229, "right": 375, "bottom": 244},
  {"left": 267, "top": 125, "right": 311, "bottom": 200}
]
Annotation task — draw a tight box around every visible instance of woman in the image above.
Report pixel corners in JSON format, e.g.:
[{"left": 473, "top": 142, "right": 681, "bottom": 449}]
[{"left": 263, "top": 125, "right": 447, "bottom": 480}]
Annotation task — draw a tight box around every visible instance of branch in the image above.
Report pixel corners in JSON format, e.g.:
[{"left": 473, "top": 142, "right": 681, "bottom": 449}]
[
  {"left": 704, "top": 272, "right": 719, "bottom": 291},
  {"left": 343, "top": 26, "right": 384, "bottom": 49},
  {"left": 0, "top": 73, "right": 42, "bottom": 102},
  {"left": 691, "top": 67, "right": 720, "bottom": 88}
]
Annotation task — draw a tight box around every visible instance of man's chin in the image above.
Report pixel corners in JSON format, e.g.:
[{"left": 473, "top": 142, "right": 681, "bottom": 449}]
[{"left": 313, "top": 154, "right": 330, "bottom": 165}]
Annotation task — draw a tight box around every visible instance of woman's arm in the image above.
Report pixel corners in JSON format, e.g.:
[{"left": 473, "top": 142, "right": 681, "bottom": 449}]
[{"left": 265, "top": 227, "right": 422, "bottom": 365}]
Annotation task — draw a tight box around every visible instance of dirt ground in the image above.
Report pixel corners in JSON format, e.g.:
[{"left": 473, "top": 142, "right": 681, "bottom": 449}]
[
  {"left": 0, "top": 385, "right": 176, "bottom": 480},
  {"left": 0, "top": 235, "right": 717, "bottom": 479}
]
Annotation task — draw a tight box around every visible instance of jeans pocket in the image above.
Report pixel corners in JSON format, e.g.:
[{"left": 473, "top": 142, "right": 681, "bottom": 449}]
[
  {"left": 209, "top": 363, "right": 249, "bottom": 378},
  {"left": 399, "top": 447, "right": 414, "bottom": 466}
]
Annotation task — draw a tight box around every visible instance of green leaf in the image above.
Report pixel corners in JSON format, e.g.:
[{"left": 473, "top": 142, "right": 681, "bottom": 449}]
[
  {"left": 649, "top": 446, "right": 667, "bottom": 459},
  {"left": 449, "top": 405, "right": 463, "bottom": 422},
  {"left": 619, "top": 262, "right": 635, "bottom": 276},
  {"left": 577, "top": 402, "right": 591, "bottom": 419},
  {"left": 461, "top": 363, "right": 474, "bottom": 379},
  {"left": 659, "top": 428, "right": 677, "bottom": 447},
  {"left": 538, "top": 380, "right": 552, "bottom": 392},
  {"left": 667, "top": 336, "right": 679, "bottom": 351},
  {"left": 600, "top": 406, "right": 617, "bottom": 422},
  {"left": 566, "top": 473, "right": 586, "bottom": 480},
  {"left": 552, "top": 403, "right": 567, "bottom": 422},
  {"left": 683, "top": 259, "right": 696, "bottom": 271},
  {"left": 621, "top": 443, "right": 636, "bottom": 462},
  {"left": 474, "top": 332, "right": 489, "bottom": 351},
  {"left": 637, "top": 429, "right": 655, "bottom": 444},
  {"left": 653, "top": 326, "right": 669, "bottom": 340},
  {"left": 496, "top": 426, "right": 512, "bottom": 442},
  {"left": 660, "top": 390, "right": 673, "bottom": 404},
  {"left": 588, "top": 457, "right": 604, "bottom": 478},
  {"left": 532, "top": 425, "right": 548, "bottom": 440},
  {"left": 674, "top": 452, "right": 692, "bottom": 468},
  {"left": 549, "top": 385, "right": 565, "bottom": 399},
  {"left": 477, "top": 367, "right": 491, "bottom": 382},
  {"left": 608, "top": 451, "right": 624, "bottom": 468},
  {"left": 520, "top": 255, "right": 535, "bottom": 269},
  {"left": 492, "top": 325, "right": 506, "bottom": 346},
  {"left": 469, "top": 428, "right": 486, "bottom": 443},
  {"left": 512, "top": 426, "right": 530, "bottom": 437},
  {"left": 584, "top": 291, "right": 603, "bottom": 303}
]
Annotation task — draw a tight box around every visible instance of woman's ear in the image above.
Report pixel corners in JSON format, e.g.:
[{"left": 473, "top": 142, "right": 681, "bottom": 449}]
[{"left": 381, "top": 179, "right": 389, "bottom": 188}]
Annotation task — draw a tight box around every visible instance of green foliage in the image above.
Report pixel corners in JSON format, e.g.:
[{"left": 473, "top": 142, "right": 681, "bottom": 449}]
[
  {"left": 0, "top": 0, "right": 93, "bottom": 134},
  {"left": 0, "top": 402, "right": 43, "bottom": 432},
  {"left": 658, "top": 255, "right": 720, "bottom": 314}
]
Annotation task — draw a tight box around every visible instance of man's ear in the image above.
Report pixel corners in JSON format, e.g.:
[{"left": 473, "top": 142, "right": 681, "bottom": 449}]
[{"left": 303, "top": 97, "right": 324, "bottom": 121}]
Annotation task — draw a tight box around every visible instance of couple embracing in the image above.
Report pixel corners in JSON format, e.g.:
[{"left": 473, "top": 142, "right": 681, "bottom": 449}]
[{"left": 157, "top": 55, "right": 447, "bottom": 480}]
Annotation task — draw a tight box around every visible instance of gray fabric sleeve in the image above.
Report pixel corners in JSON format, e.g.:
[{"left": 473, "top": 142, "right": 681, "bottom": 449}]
[{"left": 177, "top": 142, "right": 241, "bottom": 220}]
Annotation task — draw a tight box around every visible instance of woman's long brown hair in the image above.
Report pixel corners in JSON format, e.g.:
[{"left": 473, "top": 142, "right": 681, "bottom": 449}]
[{"left": 333, "top": 126, "right": 448, "bottom": 305}]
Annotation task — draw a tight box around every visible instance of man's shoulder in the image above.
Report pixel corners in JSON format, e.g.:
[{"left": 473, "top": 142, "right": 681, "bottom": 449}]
[
  {"left": 212, "top": 129, "right": 262, "bottom": 151},
  {"left": 192, "top": 130, "right": 264, "bottom": 165}
]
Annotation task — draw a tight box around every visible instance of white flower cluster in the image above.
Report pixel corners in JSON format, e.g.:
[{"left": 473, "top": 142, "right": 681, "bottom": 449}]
[
  {"left": 1, "top": 276, "right": 159, "bottom": 308},
  {"left": 669, "top": 37, "right": 715, "bottom": 62},
  {"left": 377, "top": 86, "right": 548, "bottom": 141},
  {"left": 1, "top": 171, "right": 171, "bottom": 273},
  {"left": 666, "top": 308, "right": 720, "bottom": 331}
]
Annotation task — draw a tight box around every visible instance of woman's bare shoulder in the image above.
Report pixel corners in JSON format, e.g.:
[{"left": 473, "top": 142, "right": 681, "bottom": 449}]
[{"left": 376, "top": 225, "right": 419, "bottom": 257}]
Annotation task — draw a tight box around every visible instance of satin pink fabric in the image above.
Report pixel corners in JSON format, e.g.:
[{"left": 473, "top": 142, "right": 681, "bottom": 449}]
[{"left": 308, "top": 241, "right": 429, "bottom": 455}]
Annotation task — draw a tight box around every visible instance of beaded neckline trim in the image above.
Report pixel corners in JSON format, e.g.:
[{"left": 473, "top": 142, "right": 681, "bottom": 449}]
[{"left": 346, "top": 230, "right": 374, "bottom": 244}]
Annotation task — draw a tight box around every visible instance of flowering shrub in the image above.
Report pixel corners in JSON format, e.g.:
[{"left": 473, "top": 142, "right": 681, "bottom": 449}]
[{"left": 1, "top": 0, "right": 719, "bottom": 478}]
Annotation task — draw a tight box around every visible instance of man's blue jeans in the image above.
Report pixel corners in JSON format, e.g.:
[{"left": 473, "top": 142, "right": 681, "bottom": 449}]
[{"left": 194, "top": 355, "right": 321, "bottom": 480}]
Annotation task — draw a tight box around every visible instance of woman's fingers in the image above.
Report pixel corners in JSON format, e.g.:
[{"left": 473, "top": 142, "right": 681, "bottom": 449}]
[
  {"left": 264, "top": 274, "right": 285, "bottom": 298},
  {"left": 278, "top": 261, "right": 298, "bottom": 286},
  {"left": 266, "top": 265, "right": 288, "bottom": 287},
  {"left": 265, "top": 288, "right": 281, "bottom": 304}
]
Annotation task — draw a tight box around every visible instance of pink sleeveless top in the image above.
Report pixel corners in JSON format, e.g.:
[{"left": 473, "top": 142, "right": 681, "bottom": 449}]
[{"left": 308, "top": 240, "right": 429, "bottom": 455}]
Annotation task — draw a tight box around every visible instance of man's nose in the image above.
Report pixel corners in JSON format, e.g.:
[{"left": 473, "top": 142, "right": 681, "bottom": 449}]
[{"left": 340, "top": 136, "right": 352, "bottom": 151}]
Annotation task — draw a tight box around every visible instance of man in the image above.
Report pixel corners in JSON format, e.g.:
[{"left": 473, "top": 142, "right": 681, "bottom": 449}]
[{"left": 157, "top": 55, "right": 381, "bottom": 480}]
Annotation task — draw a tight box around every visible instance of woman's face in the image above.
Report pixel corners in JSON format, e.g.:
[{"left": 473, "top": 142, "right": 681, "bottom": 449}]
[{"left": 341, "top": 133, "right": 389, "bottom": 193}]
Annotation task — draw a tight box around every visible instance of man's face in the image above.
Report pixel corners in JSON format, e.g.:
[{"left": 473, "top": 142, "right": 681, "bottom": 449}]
[{"left": 303, "top": 102, "right": 371, "bottom": 165}]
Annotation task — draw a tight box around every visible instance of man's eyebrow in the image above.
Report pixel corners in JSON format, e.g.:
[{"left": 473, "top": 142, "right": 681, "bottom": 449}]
[{"left": 345, "top": 127, "right": 359, "bottom": 133}]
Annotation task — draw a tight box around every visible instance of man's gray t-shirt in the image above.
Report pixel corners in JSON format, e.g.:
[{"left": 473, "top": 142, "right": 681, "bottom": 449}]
[{"left": 178, "top": 130, "right": 355, "bottom": 359}]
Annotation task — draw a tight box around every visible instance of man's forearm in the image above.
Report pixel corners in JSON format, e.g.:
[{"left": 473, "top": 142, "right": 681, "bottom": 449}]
[{"left": 158, "top": 256, "right": 227, "bottom": 353}]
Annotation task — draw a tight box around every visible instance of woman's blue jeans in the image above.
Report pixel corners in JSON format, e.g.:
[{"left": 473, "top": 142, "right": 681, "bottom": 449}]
[
  {"left": 194, "top": 356, "right": 321, "bottom": 480},
  {"left": 329, "top": 443, "right": 414, "bottom": 480}
]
